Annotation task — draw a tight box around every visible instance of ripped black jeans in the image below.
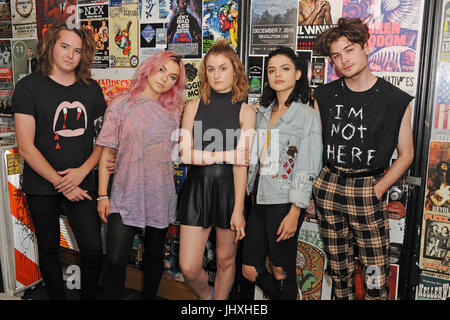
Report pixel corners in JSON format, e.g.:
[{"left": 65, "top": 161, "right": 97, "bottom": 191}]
[{"left": 242, "top": 202, "right": 304, "bottom": 300}]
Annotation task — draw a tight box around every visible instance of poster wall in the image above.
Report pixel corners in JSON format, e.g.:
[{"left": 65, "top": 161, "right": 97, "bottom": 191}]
[
  {"left": 0, "top": 0, "right": 432, "bottom": 299},
  {"left": 36, "top": 0, "right": 78, "bottom": 39},
  {"left": 416, "top": 0, "right": 450, "bottom": 298}
]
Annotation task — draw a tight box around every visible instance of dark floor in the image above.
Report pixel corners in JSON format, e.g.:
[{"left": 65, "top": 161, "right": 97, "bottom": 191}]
[{"left": 20, "top": 282, "right": 145, "bottom": 300}]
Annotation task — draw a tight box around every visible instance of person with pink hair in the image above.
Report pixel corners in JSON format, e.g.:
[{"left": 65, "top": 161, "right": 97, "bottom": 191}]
[{"left": 96, "top": 50, "right": 186, "bottom": 299}]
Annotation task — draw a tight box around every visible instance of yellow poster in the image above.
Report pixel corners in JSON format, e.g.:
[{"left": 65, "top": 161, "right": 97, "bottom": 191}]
[{"left": 109, "top": 3, "right": 139, "bottom": 68}]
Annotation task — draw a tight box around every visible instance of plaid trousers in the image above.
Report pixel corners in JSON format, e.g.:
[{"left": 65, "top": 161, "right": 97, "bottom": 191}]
[{"left": 313, "top": 166, "right": 390, "bottom": 300}]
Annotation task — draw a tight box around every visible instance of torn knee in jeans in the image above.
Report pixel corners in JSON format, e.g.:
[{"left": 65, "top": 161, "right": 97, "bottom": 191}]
[
  {"left": 272, "top": 266, "right": 286, "bottom": 281},
  {"left": 242, "top": 264, "right": 258, "bottom": 282}
]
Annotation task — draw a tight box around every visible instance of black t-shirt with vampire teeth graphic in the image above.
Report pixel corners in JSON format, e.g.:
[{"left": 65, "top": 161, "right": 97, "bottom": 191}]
[
  {"left": 314, "top": 77, "right": 413, "bottom": 170},
  {"left": 11, "top": 72, "right": 107, "bottom": 195}
]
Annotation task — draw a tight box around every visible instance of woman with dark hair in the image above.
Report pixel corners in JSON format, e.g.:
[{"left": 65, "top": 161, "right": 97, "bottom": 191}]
[
  {"left": 241, "top": 46, "right": 322, "bottom": 300},
  {"left": 178, "top": 40, "right": 256, "bottom": 300},
  {"left": 12, "top": 23, "right": 106, "bottom": 300},
  {"left": 428, "top": 161, "right": 450, "bottom": 208},
  {"left": 96, "top": 50, "right": 186, "bottom": 299}
]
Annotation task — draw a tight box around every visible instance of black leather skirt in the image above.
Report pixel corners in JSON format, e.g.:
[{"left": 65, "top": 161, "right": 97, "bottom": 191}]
[{"left": 178, "top": 164, "right": 235, "bottom": 229}]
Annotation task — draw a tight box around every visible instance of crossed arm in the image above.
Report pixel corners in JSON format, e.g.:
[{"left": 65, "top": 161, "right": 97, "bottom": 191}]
[{"left": 179, "top": 99, "right": 256, "bottom": 242}]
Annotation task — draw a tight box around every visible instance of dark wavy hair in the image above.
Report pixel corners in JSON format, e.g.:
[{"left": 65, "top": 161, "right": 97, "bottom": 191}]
[
  {"left": 260, "top": 46, "right": 310, "bottom": 108},
  {"left": 37, "top": 23, "right": 95, "bottom": 85},
  {"left": 315, "top": 17, "right": 370, "bottom": 57}
]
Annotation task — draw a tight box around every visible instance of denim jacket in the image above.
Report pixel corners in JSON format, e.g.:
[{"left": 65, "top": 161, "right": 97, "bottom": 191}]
[{"left": 247, "top": 101, "right": 323, "bottom": 208}]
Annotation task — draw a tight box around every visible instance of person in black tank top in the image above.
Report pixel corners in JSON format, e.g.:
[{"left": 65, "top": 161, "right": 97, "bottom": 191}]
[
  {"left": 193, "top": 90, "right": 242, "bottom": 152},
  {"left": 178, "top": 40, "right": 256, "bottom": 300},
  {"left": 313, "top": 18, "right": 414, "bottom": 300}
]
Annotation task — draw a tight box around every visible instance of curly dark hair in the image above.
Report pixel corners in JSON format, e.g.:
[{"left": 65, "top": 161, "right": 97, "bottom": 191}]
[
  {"left": 260, "top": 46, "right": 310, "bottom": 108},
  {"left": 315, "top": 17, "right": 370, "bottom": 57}
]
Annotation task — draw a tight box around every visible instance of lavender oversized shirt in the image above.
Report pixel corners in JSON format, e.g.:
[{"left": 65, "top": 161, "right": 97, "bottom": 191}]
[{"left": 97, "top": 94, "right": 178, "bottom": 228}]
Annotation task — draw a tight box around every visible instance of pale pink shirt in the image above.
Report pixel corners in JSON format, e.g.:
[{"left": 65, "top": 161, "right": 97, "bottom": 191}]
[{"left": 97, "top": 94, "right": 178, "bottom": 228}]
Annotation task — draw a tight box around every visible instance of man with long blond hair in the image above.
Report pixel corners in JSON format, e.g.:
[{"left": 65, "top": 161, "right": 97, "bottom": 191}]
[
  {"left": 178, "top": 40, "right": 256, "bottom": 300},
  {"left": 11, "top": 24, "right": 107, "bottom": 300}
]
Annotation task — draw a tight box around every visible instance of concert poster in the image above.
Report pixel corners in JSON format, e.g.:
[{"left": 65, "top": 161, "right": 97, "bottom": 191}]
[
  {"left": 11, "top": 0, "right": 37, "bottom": 38},
  {"left": 109, "top": 2, "right": 140, "bottom": 68},
  {"left": 79, "top": 3, "right": 110, "bottom": 68},
  {"left": 250, "top": 0, "right": 298, "bottom": 56},
  {"left": 35, "top": 0, "right": 78, "bottom": 39},
  {"left": 166, "top": 0, "right": 202, "bottom": 58},
  {"left": 202, "top": 0, "right": 239, "bottom": 54}
]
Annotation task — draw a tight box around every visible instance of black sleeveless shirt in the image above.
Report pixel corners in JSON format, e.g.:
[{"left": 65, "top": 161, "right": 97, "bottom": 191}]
[
  {"left": 314, "top": 77, "right": 413, "bottom": 170},
  {"left": 193, "top": 90, "right": 242, "bottom": 152}
]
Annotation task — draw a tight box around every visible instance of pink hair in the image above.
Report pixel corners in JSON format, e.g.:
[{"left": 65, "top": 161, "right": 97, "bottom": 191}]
[{"left": 119, "top": 50, "right": 186, "bottom": 119}]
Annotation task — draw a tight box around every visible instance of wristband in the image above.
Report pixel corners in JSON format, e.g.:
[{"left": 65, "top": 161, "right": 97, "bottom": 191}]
[{"left": 97, "top": 195, "right": 109, "bottom": 201}]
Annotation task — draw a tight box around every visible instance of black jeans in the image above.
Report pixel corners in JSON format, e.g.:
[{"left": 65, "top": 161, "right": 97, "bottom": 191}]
[
  {"left": 27, "top": 193, "right": 102, "bottom": 300},
  {"left": 102, "top": 213, "right": 168, "bottom": 300},
  {"left": 242, "top": 202, "right": 304, "bottom": 300}
]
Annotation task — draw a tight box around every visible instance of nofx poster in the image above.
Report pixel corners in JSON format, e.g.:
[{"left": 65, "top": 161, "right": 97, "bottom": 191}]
[{"left": 79, "top": 3, "right": 110, "bottom": 68}]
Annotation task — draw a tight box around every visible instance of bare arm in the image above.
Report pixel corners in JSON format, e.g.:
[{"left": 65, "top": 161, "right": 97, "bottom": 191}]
[
  {"left": 374, "top": 105, "right": 414, "bottom": 199},
  {"left": 97, "top": 146, "right": 116, "bottom": 223},
  {"left": 231, "top": 103, "right": 256, "bottom": 242},
  {"left": 15, "top": 113, "right": 63, "bottom": 186}
]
